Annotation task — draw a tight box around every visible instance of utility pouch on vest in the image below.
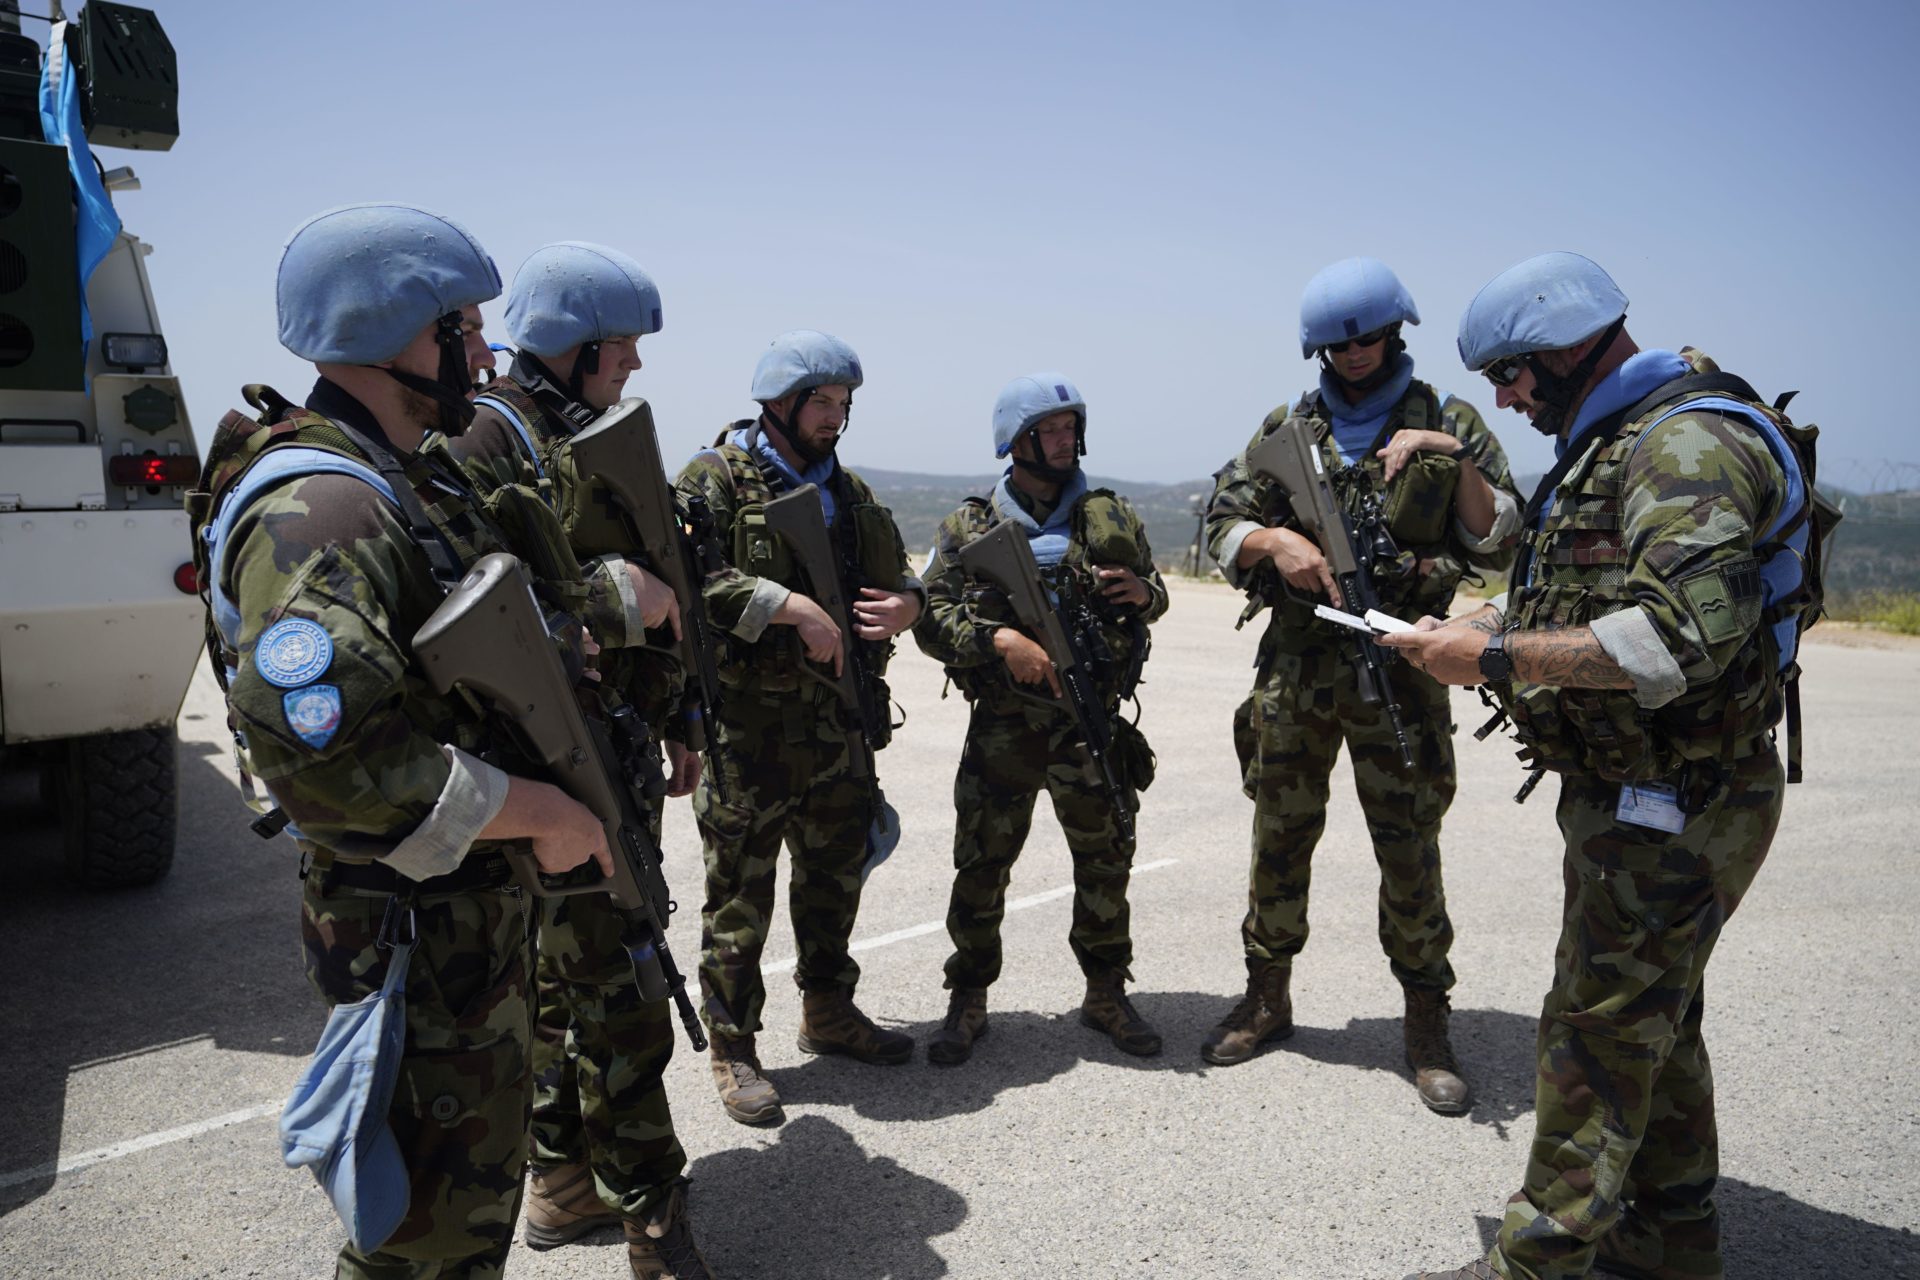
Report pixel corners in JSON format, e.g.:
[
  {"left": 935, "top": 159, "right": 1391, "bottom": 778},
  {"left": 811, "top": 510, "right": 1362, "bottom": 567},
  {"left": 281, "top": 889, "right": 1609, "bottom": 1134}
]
[
  {"left": 1380, "top": 452, "right": 1459, "bottom": 547},
  {"left": 733, "top": 508, "right": 794, "bottom": 584},
  {"left": 848, "top": 501, "right": 905, "bottom": 591},
  {"left": 551, "top": 442, "right": 635, "bottom": 559}
]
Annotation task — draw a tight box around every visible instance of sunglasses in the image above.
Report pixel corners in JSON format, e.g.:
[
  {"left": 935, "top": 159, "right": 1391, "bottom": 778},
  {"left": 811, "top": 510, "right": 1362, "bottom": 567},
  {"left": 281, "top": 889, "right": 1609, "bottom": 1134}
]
[
  {"left": 1482, "top": 354, "right": 1529, "bottom": 388},
  {"left": 1323, "top": 327, "right": 1389, "bottom": 355}
]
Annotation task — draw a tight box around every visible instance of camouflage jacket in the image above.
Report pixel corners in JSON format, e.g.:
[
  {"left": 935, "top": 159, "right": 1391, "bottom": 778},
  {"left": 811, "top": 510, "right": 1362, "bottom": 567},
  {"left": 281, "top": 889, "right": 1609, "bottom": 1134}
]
[
  {"left": 204, "top": 380, "right": 635, "bottom": 875},
  {"left": 913, "top": 482, "right": 1167, "bottom": 714},
  {"left": 674, "top": 419, "right": 920, "bottom": 697},
  {"left": 448, "top": 371, "right": 686, "bottom": 739},
  {"left": 1498, "top": 348, "right": 1791, "bottom": 784},
  {"left": 1207, "top": 379, "right": 1521, "bottom": 662}
]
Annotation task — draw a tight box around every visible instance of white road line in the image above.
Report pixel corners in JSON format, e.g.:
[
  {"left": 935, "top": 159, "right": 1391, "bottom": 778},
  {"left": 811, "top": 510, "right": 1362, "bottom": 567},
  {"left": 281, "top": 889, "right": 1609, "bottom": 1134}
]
[
  {"left": 0, "top": 857, "right": 1180, "bottom": 1193},
  {"left": 0, "top": 1100, "right": 282, "bottom": 1193},
  {"left": 763, "top": 857, "right": 1179, "bottom": 974}
]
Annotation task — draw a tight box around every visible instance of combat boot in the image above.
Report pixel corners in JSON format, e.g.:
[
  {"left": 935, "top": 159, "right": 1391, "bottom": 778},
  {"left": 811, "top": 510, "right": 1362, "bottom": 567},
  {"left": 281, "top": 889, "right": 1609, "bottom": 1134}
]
[
  {"left": 709, "top": 1032, "right": 782, "bottom": 1126},
  {"left": 624, "top": 1183, "right": 715, "bottom": 1280},
  {"left": 524, "top": 1161, "right": 619, "bottom": 1249},
  {"left": 1199, "top": 964, "right": 1293, "bottom": 1065},
  {"left": 1079, "top": 974, "right": 1162, "bottom": 1056},
  {"left": 1593, "top": 1208, "right": 1716, "bottom": 1280},
  {"left": 1403, "top": 984, "right": 1471, "bottom": 1114},
  {"left": 926, "top": 987, "right": 989, "bottom": 1066},
  {"left": 1401, "top": 1261, "right": 1499, "bottom": 1280},
  {"left": 797, "top": 988, "right": 914, "bottom": 1064}
]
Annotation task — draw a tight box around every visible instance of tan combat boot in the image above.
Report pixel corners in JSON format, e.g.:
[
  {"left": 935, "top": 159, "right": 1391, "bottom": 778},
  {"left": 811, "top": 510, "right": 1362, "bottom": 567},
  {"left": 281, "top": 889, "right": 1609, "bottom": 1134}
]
[
  {"left": 624, "top": 1183, "right": 716, "bottom": 1280},
  {"left": 709, "top": 1032, "right": 782, "bottom": 1126},
  {"left": 926, "top": 987, "right": 989, "bottom": 1066},
  {"left": 524, "top": 1162, "right": 619, "bottom": 1249},
  {"left": 1079, "top": 975, "right": 1163, "bottom": 1056},
  {"left": 1199, "top": 964, "right": 1293, "bottom": 1065},
  {"left": 1403, "top": 985, "right": 1471, "bottom": 1114},
  {"left": 797, "top": 988, "right": 914, "bottom": 1064}
]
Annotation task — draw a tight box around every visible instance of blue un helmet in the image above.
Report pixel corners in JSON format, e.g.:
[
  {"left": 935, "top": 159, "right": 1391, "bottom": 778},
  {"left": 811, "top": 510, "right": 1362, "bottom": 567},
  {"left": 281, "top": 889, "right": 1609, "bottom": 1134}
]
[
  {"left": 1457, "top": 251, "right": 1630, "bottom": 436},
  {"left": 993, "top": 371, "right": 1085, "bottom": 457},
  {"left": 276, "top": 203, "right": 501, "bottom": 434},
  {"left": 505, "top": 242, "right": 663, "bottom": 401},
  {"left": 750, "top": 329, "right": 864, "bottom": 402},
  {"left": 1299, "top": 257, "right": 1419, "bottom": 359}
]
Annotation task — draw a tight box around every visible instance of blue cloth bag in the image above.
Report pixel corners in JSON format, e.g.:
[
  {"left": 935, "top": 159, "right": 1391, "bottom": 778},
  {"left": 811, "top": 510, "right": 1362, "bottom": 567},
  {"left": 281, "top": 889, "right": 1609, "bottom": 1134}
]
[{"left": 279, "top": 933, "right": 415, "bottom": 1252}]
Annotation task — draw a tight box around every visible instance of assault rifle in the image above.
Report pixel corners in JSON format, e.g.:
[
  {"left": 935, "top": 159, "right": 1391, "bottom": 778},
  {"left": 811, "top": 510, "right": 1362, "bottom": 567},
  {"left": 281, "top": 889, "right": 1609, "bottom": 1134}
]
[
  {"left": 413, "top": 552, "right": 707, "bottom": 1051},
  {"left": 959, "top": 522, "right": 1135, "bottom": 841},
  {"left": 762, "top": 483, "right": 901, "bottom": 872},
  {"left": 570, "top": 399, "right": 727, "bottom": 793},
  {"left": 1248, "top": 419, "right": 1414, "bottom": 769}
]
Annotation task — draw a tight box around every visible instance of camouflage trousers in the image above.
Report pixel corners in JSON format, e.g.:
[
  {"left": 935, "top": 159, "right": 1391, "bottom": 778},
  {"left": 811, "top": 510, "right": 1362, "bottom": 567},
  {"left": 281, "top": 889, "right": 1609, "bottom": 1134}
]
[
  {"left": 1236, "top": 643, "right": 1457, "bottom": 989},
  {"left": 693, "top": 688, "right": 875, "bottom": 1038},
  {"left": 943, "top": 699, "right": 1137, "bottom": 990},
  {"left": 531, "top": 887, "right": 687, "bottom": 1219},
  {"left": 299, "top": 868, "right": 532, "bottom": 1280},
  {"left": 1489, "top": 748, "right": 1783, "bottom": 1280}
]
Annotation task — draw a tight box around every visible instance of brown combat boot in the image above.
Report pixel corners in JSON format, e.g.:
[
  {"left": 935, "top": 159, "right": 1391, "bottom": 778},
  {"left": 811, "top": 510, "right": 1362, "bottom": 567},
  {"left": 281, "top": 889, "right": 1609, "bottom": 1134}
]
[
  {"left": 797, "top": 988, "right": 914, "bottom": 1064},
  {"left": 624, "top": 1183, "right": 715, "bottom": 1279},
  {"left": 524, "top": 1161, "right": 619, "bottom": 1249},
  {"left": 1403, "top": 985, "right": 1471, "bottom": 1114},
  {"left": 1402, "top": 1261, "right": 1499, "bottom": 1280},
  {"left": 1199, "top": 964, "right": 1293, "bottom": 1065},
  {"left": 709, "top": 1032, "right": 782, "bottom": 1126},
  {"left": 1079, "top": 975, "right": 1162, "bottom": 1056},
  {"left": 926, "top": 987, "right": 989, "bottom": 1066}
]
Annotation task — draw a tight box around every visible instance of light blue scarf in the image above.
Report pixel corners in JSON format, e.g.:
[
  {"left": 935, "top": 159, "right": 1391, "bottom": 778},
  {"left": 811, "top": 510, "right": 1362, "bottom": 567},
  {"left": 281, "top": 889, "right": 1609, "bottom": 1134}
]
[
  {"left": 1319, "top": 352, "right": 1415, "bottom": 464},
  {"left": 991, "top": 467, "right": 1087, "bottom": 568},
  {"left": 731, "top": 423, "right": 840, "bottom": 522},
  {"left": 1555, "top": 349, "right": 1694, "bottom": 460}
]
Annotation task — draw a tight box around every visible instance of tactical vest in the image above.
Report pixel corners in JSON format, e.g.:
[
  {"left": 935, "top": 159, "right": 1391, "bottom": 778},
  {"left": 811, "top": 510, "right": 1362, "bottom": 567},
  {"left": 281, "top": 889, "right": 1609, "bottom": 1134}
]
[
  {"left": 704, "top": 426, "right": 907, "bottom": 696},
  {"left": 942, "top": 490, "right": 1153, "bottom": 714},
  {"left": 185, "top": 384, "right": 582, "bottom": 841},
  {"left": 1500, "top": 355, "right": 1830, "bottom": 789}
]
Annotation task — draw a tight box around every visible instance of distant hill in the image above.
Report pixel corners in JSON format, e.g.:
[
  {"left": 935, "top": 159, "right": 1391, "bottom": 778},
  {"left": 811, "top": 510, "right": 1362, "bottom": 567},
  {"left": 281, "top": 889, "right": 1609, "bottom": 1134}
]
[{"left": 859, "top": 468, "right": 1218, "bottom": 569}]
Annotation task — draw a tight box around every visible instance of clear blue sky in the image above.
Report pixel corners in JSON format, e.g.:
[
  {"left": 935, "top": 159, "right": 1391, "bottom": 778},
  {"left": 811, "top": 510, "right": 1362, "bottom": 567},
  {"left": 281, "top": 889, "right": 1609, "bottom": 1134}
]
[{"left": 69, "top": 0, "right": 1920, "bottom": 485}]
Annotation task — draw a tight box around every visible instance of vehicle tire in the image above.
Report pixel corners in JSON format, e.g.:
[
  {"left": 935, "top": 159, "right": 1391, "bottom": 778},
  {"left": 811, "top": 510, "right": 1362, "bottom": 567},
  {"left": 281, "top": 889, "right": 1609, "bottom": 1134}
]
[{"left": 59, "top": 727, "right": 178, "bottom": 888}]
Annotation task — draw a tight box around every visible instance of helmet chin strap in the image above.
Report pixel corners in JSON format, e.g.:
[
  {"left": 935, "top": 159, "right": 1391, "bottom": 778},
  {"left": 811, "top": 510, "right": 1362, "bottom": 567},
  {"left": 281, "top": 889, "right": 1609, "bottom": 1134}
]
[
  {"left": 1521, "top": 315, "right": 1627, "bottom": 438},
  {"left": 382, "top": 312, "right": 478, "bottom": 436},
  {"left": 1010, "top": 420, "right": 1085, "bottom": 485},
  {"left": 764, "top": 390, "right": 847, "bottom": 467}
]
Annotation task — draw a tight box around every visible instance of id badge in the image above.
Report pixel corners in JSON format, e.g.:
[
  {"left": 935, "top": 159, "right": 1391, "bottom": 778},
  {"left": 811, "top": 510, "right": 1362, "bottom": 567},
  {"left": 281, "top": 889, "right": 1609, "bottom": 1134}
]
[{"left": 1616, "top": 782, "right": 1687, "bottom": 834}]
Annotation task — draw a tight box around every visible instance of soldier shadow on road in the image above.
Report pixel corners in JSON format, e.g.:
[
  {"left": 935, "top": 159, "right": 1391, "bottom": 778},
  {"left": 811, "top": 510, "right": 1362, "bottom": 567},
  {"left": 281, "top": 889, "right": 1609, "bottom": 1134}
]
[
  {"left": 0, "top": 734, "right": 318, "bottom": 1213},
  {"left": 763, "top": 995, "right": 1213, "bottom": 1125},
  {"left": 1467, "top": 1176, "right": 1920, "bottom": 1277}
]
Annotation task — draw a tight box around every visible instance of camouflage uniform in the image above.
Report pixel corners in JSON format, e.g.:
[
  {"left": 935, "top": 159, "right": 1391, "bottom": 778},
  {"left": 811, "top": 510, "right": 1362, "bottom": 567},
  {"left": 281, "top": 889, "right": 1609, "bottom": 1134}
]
[
  {"left": 197, "top": 379, "right": 640, "bottom": 1277},
  {"left": 675, "top": 421, "right": 918, "bottom": 1038},
  {"left": 912, "top": 486, "right": 1166, "bottom": 989},
  {"left": 1480, "top": 355, "right": 1793, "bottom": 1280},
  {"left": 1207, "top": 382, "right": 1519, "bottom": 989},
  {"left": 449, "top": 368, "right": 688, "bottom": 1219}
]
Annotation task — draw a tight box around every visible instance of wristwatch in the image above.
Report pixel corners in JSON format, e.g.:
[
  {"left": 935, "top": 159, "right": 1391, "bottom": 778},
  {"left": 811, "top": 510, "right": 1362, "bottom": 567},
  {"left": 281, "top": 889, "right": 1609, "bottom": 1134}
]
[{"left": 1477, "top": 629, "right": 1514, "bottom": 687}]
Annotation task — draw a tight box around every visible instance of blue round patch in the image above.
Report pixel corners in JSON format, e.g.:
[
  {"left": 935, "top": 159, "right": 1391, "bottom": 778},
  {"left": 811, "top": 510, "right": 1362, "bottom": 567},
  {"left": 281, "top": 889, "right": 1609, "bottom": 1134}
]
[{"left": 255, "top": 617, "right": 333, "bottom": 688}]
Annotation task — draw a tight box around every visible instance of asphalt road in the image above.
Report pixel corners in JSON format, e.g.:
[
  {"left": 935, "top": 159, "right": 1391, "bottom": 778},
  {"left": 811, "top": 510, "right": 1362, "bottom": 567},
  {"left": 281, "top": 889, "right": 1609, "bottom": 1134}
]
[{"left": 2, "top": 579, "right": 1915, "bottom": 1279}]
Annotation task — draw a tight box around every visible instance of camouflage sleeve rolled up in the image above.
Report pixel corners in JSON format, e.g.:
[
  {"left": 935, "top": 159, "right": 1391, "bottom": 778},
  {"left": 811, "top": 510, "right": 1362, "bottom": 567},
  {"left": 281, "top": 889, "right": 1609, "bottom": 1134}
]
[
  {"left": 1439, "top": 394, "right": 1523, "bottom": 572},
  {"left": 675, "top": 447, "right": 776, "bottom": 640},
  {"left": 222, "top": 475, "right": 498, "bottom": 865},
  {"left": 1204, "top": 410, "right": 1290, "bottom": 591},
  {"left": 1608, "top": 410, "right": 1786, "bottom": 697},
  {"left": 1102, "top": 494, "right": 1170, "bottom": 625},
  {"left": 911, "top": 502, "right": 1001, "bottom": 668}
]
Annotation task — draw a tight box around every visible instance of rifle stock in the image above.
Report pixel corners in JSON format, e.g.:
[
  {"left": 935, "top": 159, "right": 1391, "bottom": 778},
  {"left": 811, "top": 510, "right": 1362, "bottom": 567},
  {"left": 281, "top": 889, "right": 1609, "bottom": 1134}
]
[
  {"left": 958, "top": 522, "right": 1136, "bottom": 842},
  {"left": 412, "top": 552, "right": 707, "bottom": 1050}
]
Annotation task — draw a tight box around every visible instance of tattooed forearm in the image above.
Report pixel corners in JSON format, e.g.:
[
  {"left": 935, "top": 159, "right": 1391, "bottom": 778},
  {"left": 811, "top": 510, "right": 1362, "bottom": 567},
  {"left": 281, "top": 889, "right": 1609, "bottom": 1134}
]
[
  {"left": 1509, "top": 627, "right": 1635, "bottom": 689},
  {"left": 1447, "top": 603, "right": 1503, "bottom": 635}
]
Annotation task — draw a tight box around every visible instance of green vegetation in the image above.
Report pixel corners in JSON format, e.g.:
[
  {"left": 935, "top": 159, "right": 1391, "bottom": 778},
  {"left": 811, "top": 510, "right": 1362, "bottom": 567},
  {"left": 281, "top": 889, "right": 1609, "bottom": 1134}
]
[{"left": 1830, "top": 591, "right": 1920, "bottom": 636}]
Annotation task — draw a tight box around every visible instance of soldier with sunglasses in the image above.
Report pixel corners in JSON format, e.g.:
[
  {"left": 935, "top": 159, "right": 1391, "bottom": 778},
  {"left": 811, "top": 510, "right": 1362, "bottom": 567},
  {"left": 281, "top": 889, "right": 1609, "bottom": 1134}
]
[{"left": 1199, "top": 258, "right": 1522, "bottom": 1112}]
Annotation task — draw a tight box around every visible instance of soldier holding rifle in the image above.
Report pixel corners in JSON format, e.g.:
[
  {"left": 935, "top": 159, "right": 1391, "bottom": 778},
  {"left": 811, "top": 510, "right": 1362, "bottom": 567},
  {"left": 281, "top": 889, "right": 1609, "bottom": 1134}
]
[
  {"left": 1201, "top": 258, "right": 1521, "bottom": 1112},
  {"left": 911, "top": 373, "right": 1167, "bottom": 1064},
  {"left": 445, "top": 243, "right": 716, "bottom": 1277},
  {"left": 675, "top": 331, "right": 923, "bottom": 1124}
]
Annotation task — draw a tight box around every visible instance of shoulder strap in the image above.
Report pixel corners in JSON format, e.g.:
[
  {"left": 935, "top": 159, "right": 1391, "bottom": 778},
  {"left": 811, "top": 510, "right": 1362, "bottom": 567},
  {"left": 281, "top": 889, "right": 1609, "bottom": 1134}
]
[{"left": 474, "top": 388, "right": 547, "bottom": 480}]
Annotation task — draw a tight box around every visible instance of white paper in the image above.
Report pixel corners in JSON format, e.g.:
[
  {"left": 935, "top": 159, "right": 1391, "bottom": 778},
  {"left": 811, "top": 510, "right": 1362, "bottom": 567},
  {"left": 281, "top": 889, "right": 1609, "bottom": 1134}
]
[
  {"left": 1312, "top": 603, "right": 1415, "bottom": 635},
  {"left": 1363, "top": 608, "right": 1416, "bottom": 634}
]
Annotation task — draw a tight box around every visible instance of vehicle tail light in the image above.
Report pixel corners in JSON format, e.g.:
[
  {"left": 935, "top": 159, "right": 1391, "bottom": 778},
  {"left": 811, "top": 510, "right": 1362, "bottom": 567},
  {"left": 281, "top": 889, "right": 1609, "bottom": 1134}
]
[
  {"left": 174, "top": 563, "right": 199, "bottom": 594},
  {"left": 109, "top": 452, "right": 197, "bottom": 486}
]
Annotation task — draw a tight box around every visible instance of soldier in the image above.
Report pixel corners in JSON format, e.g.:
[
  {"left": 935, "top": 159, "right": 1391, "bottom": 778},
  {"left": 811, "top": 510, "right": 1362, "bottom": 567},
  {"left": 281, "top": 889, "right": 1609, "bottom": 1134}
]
[
  {"left": 910, "top": 373, "right": 1166, "bottom": 1063},
  {"left": 445, "top": 243, "right": 713, "bottom": 1278},
  {"left": 189, "top": 204, "right": 669, "bottom": 1278},
  {"left": 1392, "top": 253, "right": 1814, "bottom": 1280},
  {"left": 1201, "top": 258, "right": 1522, "bottom": 1112},
  {"left": 676, "top": 331, "right": 923, "bottom": 1124}
]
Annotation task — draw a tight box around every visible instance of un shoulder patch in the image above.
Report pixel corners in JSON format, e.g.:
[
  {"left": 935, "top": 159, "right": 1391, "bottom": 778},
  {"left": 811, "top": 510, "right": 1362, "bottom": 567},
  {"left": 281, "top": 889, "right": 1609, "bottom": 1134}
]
[
  {"left": 255, "top": 617, "right": 333, "bottom": 688},
  {"left": 282, "top": 684, "right": 343, "bottom": 749}
]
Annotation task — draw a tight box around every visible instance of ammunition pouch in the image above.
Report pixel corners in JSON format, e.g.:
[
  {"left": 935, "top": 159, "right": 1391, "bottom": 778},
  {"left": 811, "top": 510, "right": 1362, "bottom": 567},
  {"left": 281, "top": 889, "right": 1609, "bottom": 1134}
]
[
  {"left": 1111, "top": 715, "right": 1156, "bottom": 793},
  {"left": 1380, "top": 452, "right": 1459, "bottom": 548}
]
